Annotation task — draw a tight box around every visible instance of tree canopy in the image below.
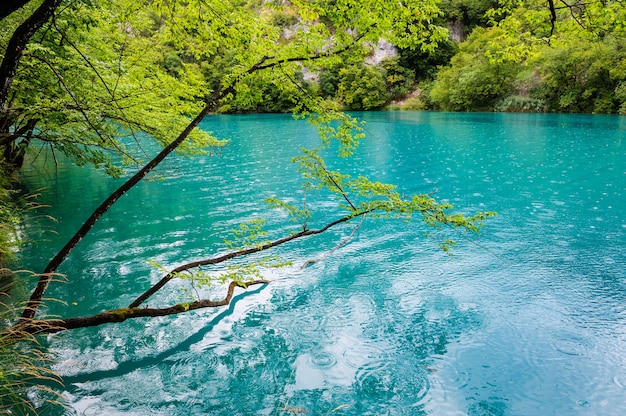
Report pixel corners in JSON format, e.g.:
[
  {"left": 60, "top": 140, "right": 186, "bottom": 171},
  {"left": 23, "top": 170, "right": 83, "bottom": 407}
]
[
  {"left": 428, "top": 0, "right": 626, "bottom": 113},
  {"left": 0, "top": 0, "right": 494, "bottom": 412}
]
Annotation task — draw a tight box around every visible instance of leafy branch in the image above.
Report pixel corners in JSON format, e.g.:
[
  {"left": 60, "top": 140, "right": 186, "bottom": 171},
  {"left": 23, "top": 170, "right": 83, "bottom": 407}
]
[
  {"left": 13, "top": 152, "right": 494, "bottom": 336},
  {"left": 17, "top": 34, "right": 381, "bottom": 322}
]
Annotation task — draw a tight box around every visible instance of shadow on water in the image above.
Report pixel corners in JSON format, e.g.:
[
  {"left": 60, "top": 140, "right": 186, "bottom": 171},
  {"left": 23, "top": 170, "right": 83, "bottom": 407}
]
[{"left": 58, "top": 284, "right": 268, "bottom": 386}]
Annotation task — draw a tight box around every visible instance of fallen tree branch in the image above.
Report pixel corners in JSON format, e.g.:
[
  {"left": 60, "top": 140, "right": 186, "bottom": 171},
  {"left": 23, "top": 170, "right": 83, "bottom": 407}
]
[{"left": 15, "top": 279, "right": 269, "bottom": 335}]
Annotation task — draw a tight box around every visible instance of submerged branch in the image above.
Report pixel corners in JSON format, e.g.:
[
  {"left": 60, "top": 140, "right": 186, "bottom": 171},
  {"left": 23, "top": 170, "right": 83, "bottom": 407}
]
[{"left": 300, "top": 215, "right": 365, "bottom": 269}]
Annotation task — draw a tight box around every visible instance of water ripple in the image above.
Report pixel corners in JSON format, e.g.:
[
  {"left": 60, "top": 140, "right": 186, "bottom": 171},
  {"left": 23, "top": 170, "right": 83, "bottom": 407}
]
[
  {"left": 308, "top": 351, "right": 337, "bottom": 369},
  {"left": 20, "top": 112, "right": 626, "bottom": 415},
  {"left": 342, "top": 341, "right": 392, "bottom": 372},
  {"left": 428, "top": 354, "right": 470, "bottom": 391},
  {"left": 613, "top": 373, "right": 626, "bottom": 390},
  {"left": 551, "top": 332, "right": 594, "bottom": 357},
  {"left": 354, "top": 362, "right": 430, "bottom": 410}
]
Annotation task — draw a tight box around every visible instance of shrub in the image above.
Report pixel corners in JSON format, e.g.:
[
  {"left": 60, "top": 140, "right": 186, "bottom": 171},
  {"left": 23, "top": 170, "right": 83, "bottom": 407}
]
[
  {"left": 400, "top": 96, "right": 427, "bottom": 110},
  {"left": 495, "top": 95, "right": 546, "bottom": 112},
  {"left": 381, "top": 57, "right": 416, "bottom": 100},
  {"left": 0, "top": 302, "right": 62, "bottom": 414},
  {"left": 337, "top": 64, "right": 388, "bottom": 110}
]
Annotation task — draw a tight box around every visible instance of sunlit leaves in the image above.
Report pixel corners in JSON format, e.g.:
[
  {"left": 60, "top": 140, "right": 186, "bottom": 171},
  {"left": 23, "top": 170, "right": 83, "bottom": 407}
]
[
  {"left": 430, "top": 0, "right": 626, "bottom": 113},
  {"left": 224, "top": 218, "right": 270, "bottom": 250},
  {"left": 266, "top": 197, "right": 311, "bottom": 225},
  {"left": 336, "top": 64, "right": 388, "bottom": 110},
  {"left": 288, "top": 0, "right": 447, "bottom": 50},
  {"left": 1, "top": 0, "right": 226, "bottom": 174},
  {"left": 294, "top": 106, "right": 365, "bottom": 157},
  {"left": 147, "top": 244, "right": 291, "bottom": 299},
  {"left": 278, "top": 143, "right": 496, "bottom": 247},
  {"left": 1, "top": 0, "right": 456, "bottom": 176},
  {"left": 1, "top": 0, "right": 500, "bottom": 329}
]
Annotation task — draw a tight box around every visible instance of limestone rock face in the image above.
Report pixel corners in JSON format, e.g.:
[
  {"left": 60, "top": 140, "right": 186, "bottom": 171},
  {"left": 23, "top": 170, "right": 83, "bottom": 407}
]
[
  {"left": 365, "top": 39, "right": 398, "bottom": 65},
  {"left": 447, "top": 20, "right": 463, "bottom": 42}
]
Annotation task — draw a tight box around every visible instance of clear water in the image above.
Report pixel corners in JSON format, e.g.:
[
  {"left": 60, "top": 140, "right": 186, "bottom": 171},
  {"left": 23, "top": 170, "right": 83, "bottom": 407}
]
[{"left": 19, "top": 112, "right": 626, "bottom": 415}]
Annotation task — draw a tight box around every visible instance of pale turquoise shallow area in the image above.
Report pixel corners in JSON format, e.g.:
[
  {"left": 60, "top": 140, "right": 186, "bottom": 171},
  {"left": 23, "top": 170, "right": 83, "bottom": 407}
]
[{"left": 20, "top": 112, "right": 626, "bottom": 415}]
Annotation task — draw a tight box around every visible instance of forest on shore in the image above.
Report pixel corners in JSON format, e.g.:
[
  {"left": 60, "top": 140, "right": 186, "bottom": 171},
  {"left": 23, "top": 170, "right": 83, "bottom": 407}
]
[{"left": 216, "top": 0, "right": 626, "bottom": 115}]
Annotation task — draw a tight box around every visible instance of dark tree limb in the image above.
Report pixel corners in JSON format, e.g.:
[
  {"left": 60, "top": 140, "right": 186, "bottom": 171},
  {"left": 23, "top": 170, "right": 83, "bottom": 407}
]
[
  {"left": 0, "top": 0, "right": 33, "bottom": 21},
  {"left": 12, "top": 209, "right": 371, "bottom": 338},
  {"left": 300, "top": 216, "right": 364, "bottom": 269},
  {"left": 314, "top": 159, "right": 357, "bottom": 211},
  {"left": 30, "top": 54, "right": 141, "bottom": 164},
  {"left": 0, "top": 117, "right": 38, "bottom": 146},
  {"left": 548, "top": 0, "right": 607, "bottom": 35},
  {"left": 13, "top": 279, "right": 269, "bottom": 335},
  {"left": 558, "top": 0, "right": 588, "bottom": 29},
  {"left": 19, "top": 98, "right": 217, "bottom": 322},
  {"left": 128, "top": 210, "right": 370, "bottom": 308},
  {"left": 20, "top": 38, "right": 372, "bottom": 322},
  {"left": 548, "top": 0, "right": 558, "bottom": 37},
  {"left": 252, "top": 31, "right": 368, "bottom": 72},
  {"left": 0, "top": 0, "right": 63, "bottom": 112}
]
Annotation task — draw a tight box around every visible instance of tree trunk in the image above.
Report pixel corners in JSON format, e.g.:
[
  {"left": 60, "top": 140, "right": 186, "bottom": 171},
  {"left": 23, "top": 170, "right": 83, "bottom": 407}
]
[
  {"left": 0, "top": 0, "right": 34, "bottom": 21},
  {"left": 2, "top": 140, "right": 27, "bottom": 170},
  {"left": 19, "top": 99, "right": 217, "bottom": 322},
  {"left": 0, "top": 0, "right": 63, "bottom": 112}
]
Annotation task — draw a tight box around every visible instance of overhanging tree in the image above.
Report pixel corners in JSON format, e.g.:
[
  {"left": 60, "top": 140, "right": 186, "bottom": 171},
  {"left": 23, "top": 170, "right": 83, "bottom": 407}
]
[{"left": 1, "top": 0, "right": 494, "bottom": 408}]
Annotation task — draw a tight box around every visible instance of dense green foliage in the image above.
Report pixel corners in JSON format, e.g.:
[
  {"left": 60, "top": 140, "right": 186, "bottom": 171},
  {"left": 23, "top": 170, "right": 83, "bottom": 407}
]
[
  {"left": 1, "top": 0, "right": 624, "bottom": 271},
  {"left": 0, "top": 0, "right": 454, "bottom": 264},
  {"left": 430, "top": 26, "right": 518, "bottom": 111},
  {"left": 336, "top": 64, "right": 388, "bottom": 110},
  {"left": 0, "top": 169, "right": 19, "bottom": 269},
  {"left": 428, "top": 0, "right": 626, "bottom": 113},
  {"left": 208, "top": 1, "right": 626, "bottom": 114},
  {"left": 6, "top": 0, "right": 625, "bottom": 408},
  {"left": 1, "top": 1, "right": 221, "bottom": 171},
  {"left": 0, "top": 1, "right": 619, "bottom": 411},
  {"left": 440, "top": 0, "right": 500, "bottom": 34}
]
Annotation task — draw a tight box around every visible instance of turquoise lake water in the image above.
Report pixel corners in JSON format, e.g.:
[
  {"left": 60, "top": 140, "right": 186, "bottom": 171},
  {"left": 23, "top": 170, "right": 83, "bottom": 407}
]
[{"left": 19, "top": 111, "right": 626, "bottom": 415}]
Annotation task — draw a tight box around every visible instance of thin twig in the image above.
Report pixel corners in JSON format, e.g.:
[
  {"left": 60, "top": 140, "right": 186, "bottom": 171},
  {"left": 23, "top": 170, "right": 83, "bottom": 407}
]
[{"left": 300, "top": 215, "right": 365, "bottom": 269}]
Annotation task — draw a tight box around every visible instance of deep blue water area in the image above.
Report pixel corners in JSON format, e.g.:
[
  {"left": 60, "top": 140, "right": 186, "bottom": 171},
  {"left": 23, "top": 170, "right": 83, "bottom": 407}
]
[{"left": 19, "top": 112, "right": 626, "bottom": 415}]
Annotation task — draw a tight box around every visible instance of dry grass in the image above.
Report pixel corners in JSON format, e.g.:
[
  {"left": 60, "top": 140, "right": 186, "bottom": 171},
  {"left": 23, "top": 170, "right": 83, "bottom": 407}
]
[{"left": 0, "top": 298, "right": 63, "bottom": 415}]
